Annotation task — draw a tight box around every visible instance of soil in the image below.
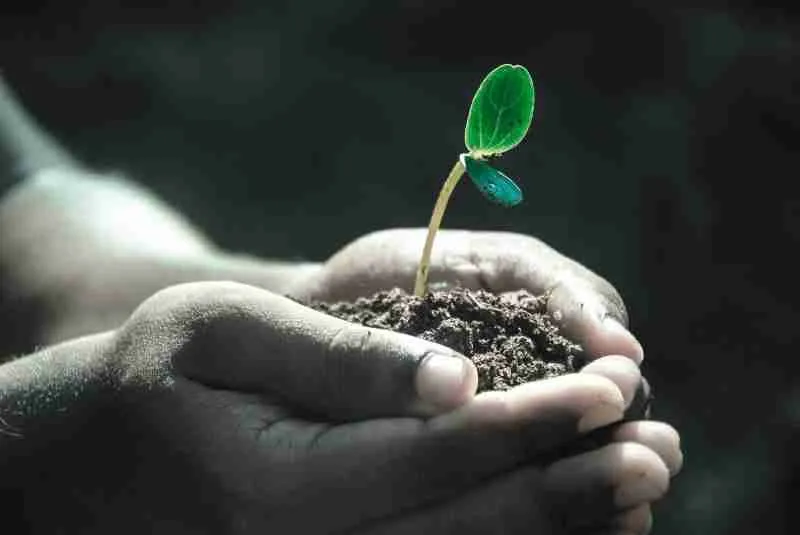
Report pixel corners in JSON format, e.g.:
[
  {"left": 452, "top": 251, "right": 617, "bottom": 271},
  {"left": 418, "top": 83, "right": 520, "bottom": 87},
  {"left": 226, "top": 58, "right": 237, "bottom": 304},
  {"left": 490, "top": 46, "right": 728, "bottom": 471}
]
[{"left": 307, "top": 286, "right": 584, "bottom": 393}]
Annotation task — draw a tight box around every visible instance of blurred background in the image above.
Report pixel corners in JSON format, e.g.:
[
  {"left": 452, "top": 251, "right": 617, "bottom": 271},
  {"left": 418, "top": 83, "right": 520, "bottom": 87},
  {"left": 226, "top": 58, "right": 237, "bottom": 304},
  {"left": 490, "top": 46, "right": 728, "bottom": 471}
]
[{"left": 2, "top": 1, "right": 797, "bottom": 533}]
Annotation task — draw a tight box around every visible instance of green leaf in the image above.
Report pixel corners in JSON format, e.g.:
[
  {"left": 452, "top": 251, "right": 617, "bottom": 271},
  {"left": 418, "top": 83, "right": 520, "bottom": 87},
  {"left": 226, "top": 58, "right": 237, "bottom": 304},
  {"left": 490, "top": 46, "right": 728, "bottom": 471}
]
[
  {"left": 464, "top": 64, "right": 535, "bottom": 157},
  {"left": 461, "top": 154, "right": 523, "bottom": 207}
]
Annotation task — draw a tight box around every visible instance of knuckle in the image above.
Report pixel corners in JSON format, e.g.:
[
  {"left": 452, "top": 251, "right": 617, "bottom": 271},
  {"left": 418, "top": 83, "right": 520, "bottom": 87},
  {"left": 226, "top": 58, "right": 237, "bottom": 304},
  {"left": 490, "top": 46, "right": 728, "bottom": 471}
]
[
  {"left": 322, "top": 324, "right": 374, "bottom": 385},
  {"left": 550, "top": 273, "right": 630, "bottom": 328},
  {"left": 596, "top": 280, "right": 629, "bottom": 326},
  {"left": 577, "top": 373, "right": 626, "bottom": 410},
  {"left": 325, "top": 323, "right": 373, "bottom": 356}
]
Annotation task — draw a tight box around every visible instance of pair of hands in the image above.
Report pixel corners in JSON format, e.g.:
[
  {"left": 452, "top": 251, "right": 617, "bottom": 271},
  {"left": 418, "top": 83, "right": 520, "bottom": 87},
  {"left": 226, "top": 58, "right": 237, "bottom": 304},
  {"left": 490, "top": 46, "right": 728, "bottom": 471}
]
[
  {"left": 0, "top": 73, "right": 680, "bottom": 532},
  {"left": 2, "top": 219, "right": 680, "bottom": 534}
]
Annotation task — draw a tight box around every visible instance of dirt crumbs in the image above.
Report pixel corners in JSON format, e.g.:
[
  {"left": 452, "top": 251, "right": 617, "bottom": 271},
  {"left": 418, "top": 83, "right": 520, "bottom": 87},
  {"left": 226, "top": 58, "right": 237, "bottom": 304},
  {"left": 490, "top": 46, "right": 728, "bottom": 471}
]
[{"left": 307, "top": 287, "right": 584, "bottom": 392}]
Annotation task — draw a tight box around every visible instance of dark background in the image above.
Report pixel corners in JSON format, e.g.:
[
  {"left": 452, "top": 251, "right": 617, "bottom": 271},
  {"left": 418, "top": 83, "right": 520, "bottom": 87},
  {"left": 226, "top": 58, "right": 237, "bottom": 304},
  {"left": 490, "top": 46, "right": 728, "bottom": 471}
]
[{"left": 2, "top": 2, "right": 797, "bottom": 533}]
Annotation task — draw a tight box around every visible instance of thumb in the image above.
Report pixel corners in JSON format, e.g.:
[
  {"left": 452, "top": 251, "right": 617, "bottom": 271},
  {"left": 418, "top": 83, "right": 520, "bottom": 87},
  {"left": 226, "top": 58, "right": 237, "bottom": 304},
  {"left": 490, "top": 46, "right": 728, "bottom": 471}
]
[{"left": 168, "top": 282, "right": 478, "bottom": 420}]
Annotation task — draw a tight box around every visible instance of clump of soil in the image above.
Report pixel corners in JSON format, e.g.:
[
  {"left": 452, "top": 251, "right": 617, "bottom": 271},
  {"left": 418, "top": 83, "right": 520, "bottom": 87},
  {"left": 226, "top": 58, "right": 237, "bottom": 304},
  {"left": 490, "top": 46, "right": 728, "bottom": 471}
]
[{"left": 308, "top": 287, "right": 584, "bottom": 392}]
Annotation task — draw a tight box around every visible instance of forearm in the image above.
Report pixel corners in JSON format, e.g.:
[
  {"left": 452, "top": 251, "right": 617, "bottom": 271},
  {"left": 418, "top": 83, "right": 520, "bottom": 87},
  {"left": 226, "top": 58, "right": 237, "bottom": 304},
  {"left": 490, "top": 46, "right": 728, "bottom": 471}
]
[
  {"left": 0, "top": 169, "right": 320, "bottom": 354},
  {"left": 1, "top": 76, "right": 78, "bottom": 192},
  {"left": 40, "top": 251, "right": 320, "bottom": 346}
]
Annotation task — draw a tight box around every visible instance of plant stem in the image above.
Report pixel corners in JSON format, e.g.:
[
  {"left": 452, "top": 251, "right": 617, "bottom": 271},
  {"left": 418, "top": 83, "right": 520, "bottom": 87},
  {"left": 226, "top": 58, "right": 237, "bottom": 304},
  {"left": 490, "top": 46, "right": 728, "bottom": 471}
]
[{"left": 413, "top": 157, "right": 466, "bottom": 296}]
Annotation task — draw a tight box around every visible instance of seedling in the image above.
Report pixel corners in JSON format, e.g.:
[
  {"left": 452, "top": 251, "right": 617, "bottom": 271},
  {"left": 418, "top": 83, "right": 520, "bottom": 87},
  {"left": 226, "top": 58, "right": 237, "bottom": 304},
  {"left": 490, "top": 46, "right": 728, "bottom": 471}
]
[{"left": 413, "top": 64, "right": 536, "bottom": 296}]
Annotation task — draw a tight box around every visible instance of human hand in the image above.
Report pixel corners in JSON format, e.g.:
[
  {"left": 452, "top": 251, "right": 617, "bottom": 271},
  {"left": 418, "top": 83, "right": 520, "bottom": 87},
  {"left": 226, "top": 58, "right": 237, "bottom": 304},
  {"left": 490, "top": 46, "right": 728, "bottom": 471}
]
[
  {"left": 289, "top": 228, "right": 672, "bottom": 531},
  {"left": 292, "top": 228, "right": 644, "bottom": 364},
  {"left": 4, "top": 281, "right": 679, "bottom": 534}
]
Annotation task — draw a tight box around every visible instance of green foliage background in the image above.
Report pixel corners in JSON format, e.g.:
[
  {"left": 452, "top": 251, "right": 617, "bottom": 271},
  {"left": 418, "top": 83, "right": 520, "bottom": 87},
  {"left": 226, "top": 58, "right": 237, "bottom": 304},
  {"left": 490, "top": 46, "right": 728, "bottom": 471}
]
[{"left": 3, "top": 2, "right": 797, "bottom": 533}]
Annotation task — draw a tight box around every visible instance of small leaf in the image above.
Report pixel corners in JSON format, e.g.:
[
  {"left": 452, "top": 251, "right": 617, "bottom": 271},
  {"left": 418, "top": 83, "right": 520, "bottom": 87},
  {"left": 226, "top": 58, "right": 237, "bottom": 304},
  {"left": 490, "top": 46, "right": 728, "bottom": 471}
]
[
  {"left": 461, "top": 154, "right": 523, "bottom": 207},
  {"left": 464, "top": 64, "right": 535, "bottom": 157}
]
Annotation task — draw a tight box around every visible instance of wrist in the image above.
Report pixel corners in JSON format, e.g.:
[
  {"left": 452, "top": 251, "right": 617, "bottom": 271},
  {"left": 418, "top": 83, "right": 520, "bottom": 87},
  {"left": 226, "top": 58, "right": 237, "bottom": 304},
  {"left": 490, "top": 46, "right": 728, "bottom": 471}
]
[{"left": 205, "top": 252, "right": 322, "bottom": 293}]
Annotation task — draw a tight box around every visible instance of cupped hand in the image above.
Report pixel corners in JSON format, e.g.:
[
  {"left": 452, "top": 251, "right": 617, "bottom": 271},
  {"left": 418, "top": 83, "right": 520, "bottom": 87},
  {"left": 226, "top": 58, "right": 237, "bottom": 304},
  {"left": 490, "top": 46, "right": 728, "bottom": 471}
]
[
  {"left": 31, "top": 281, "right": 679, "bottom": 535},
  {"left": 291, "top": 228, "right": 645, "bottom": 364}
]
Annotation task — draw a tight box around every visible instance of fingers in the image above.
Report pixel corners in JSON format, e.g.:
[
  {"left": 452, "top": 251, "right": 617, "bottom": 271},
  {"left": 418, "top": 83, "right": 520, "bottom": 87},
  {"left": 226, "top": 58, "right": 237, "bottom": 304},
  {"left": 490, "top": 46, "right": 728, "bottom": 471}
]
[
  {"left": 612, "top": 421, "right": 683, "bottom": 476},
  {"left": 292, "top": 228, "right": 613, "bottom": 305},
  {"left": 403, "top": 356, "right": 644, "bottom": 488},
  {"left": 300, "top": 369, "right": 629, "bottom": 528},
  {"left": 303, "top": 356, "right": 675, "bottom": 532},
  {"left": 454, "top": 229, "right": 645, "bottom": 362},
  {"left": 359, "top": 442, "right": 669, "bottom": 535},
  {"left": 145, "top": 282, "right": 478, "bottom": 420},
  {"left": 540, "top": 442, "right": 670, "bottom": 528},
  {"left": 311, "top": 362, "right": 629, "bottom": 490},
  {"left": 422, "top": 369, "right": 628, "bottom": 468},
  {"left": 534, "top": 358, "right": 657, "bottom": 465},
  {"left": 545, "top": 278, "right": 643, "bottom": 363},
  {"left": 580, "top": 356, "right": 642, "bottom": 408},
  {"left": 296, "top": 228, "right": 643, "bottom": 362},
  {"left": 579, "top": 356, "right": 651, "bottom": 420}
]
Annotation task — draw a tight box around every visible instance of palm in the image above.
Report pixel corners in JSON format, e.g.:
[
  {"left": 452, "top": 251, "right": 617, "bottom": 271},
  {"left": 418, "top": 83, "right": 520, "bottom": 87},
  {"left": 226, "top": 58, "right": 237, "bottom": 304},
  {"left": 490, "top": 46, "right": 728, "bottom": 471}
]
[
  {"left": 145, "top": 377, "right": 613, "bottom": 535},
  {"left": 293, "top": 228, "right": 641, "bottom": 363}
]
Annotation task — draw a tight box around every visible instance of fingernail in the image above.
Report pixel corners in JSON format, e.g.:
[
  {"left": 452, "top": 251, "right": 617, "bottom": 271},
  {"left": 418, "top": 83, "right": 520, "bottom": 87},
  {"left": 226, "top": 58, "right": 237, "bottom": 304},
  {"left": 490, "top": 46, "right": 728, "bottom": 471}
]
[
  {"left": 603, "top": 318, "right": 645, "bottom": 364},
  {"left": 578, "top": 403, "right": 624, "bottom": 433},
  {"left": 416, "top": 352, "right": 472, "bottom": 410}
]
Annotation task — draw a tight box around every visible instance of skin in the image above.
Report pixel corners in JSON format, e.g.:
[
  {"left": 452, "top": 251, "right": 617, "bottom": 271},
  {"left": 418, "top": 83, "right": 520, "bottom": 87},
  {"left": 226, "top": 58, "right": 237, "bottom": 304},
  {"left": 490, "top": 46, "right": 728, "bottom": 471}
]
[{"left": 0, "top": 76, "right": 681, "bottom": 534}]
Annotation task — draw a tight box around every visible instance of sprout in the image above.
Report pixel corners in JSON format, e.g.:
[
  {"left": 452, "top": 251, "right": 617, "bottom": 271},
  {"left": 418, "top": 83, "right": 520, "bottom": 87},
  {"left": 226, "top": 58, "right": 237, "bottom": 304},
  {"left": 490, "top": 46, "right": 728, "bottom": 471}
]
[{"left": 413, "top": 64, "right": 536, "bottom": 296}]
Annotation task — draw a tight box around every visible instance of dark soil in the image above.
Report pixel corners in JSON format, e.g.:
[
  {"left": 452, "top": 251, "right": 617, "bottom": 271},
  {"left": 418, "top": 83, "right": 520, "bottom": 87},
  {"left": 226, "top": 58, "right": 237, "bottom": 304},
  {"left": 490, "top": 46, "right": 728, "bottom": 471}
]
[{"left": 307, "top": 287, "right": 584, "bottom": 393}]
